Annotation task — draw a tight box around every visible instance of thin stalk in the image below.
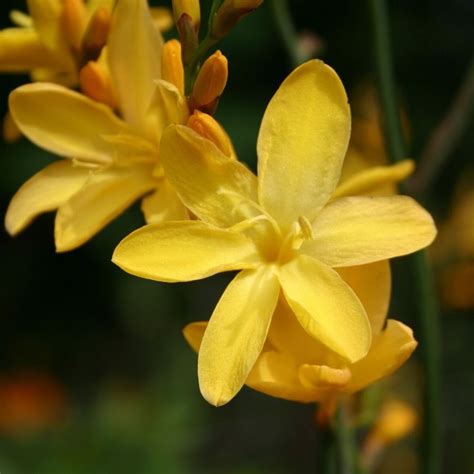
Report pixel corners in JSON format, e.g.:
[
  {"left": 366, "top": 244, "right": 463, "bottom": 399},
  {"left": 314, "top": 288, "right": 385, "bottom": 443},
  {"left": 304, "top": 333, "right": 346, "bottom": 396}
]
[
  {"left": 368, "top": 1, "right": 442, "bottom": 473},
  {"left": 269, "top": 0, "right": 302, "bottom": 68}
]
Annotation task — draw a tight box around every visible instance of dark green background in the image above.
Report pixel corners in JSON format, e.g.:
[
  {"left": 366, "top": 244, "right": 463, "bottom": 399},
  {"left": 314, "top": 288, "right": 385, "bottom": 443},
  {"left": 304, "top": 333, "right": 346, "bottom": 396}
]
[{"left": 0, "top": 0, "right": 473, "bottom": 472}]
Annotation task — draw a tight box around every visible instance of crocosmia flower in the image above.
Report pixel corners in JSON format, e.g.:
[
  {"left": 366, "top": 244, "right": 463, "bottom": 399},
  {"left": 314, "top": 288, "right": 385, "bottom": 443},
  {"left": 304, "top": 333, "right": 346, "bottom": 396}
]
[
  {"left": 5, "top": 0, "right": 230, "bottom": 251},
  {"left": 113, "top": 60, "right": 436, "bottom": 406}
]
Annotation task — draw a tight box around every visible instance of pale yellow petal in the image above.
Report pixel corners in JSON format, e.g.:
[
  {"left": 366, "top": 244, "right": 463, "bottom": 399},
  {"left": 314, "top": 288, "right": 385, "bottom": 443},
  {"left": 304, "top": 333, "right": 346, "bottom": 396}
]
[
  {"left": 112, "top": 221, "right": 260, "bottom": 282},
  {"left": 160, "top": 125, "right": 258, "bottom": 227},
  {"left": 55, "top": 166, "right": 156, "bottom": 252},
  {"left": 27, "top": 0, "right": 74, "bottom": 66},
  {"left": 146, "top": 79, "right": 189, "bottom": 143},
  {"left": 279, "top": 255, "right": 371, "bottom": 363},
  {"left": 298, "top": 364, "right": 351, "bottom": 389},
  {"left": 332, "top": 160, "right": 415, "bottom": 199},
  {"left": 108, "top": 0, "right": 163, "bottom": 129},
  {"left": 0, "top": 28, "right": 59, "bottom": 71},
  {"left": 247, "top": 350, "right": 322, "bottom": 403},
  {"left": 141, "top": 178, "right": 189, "bottom": 224},
  {"left": 303, "top": 196, "right": 437, "bottom": 267},
  {"left": 337, "top": 261, "right": 391, "bottom": 334},
  {"left": 198, "top": 266, "right": 280, "bottom": 406},
  {"left": 5, "top": 160, "right": 88, "bottom": 236},
  {"left": 9, "top": 83, "right": 129, "bottom": 165},
  {"left": 257, "top": 60, "right": 350, "bottom": 230},
  {"left": 347, "top": 320, "right": 417, "bottom": 393}
]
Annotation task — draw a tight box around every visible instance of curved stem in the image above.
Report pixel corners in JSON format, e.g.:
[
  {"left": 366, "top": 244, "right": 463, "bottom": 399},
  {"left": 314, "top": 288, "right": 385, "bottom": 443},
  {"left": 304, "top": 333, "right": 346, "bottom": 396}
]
[
  {"left": 368, "top": 1, "right": 442, "bottom": 473},
  {"left": 269, "top": 0, "right": 302, "bottom": 68}
]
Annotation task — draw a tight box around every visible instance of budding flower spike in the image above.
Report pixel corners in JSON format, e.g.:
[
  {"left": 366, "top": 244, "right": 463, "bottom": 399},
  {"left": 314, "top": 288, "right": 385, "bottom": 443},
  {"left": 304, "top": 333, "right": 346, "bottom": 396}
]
[
  {"left": 113, "top": 60, "right": 436, "bottom": 406},
  {"left": 5, "top": 0, "right": 233, "bottom": 252}
]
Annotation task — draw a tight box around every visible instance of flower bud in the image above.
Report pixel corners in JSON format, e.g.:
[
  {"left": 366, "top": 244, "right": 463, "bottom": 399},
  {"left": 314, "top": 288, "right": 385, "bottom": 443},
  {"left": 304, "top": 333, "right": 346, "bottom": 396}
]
[
  {"left": 81, "top": 6, "right": 111, "bottom": 64},
  {"left": 191, "top": 50, "right": 228, "bottom": 111},
  {"left": 3, "top": 111, "right": 21, "bottom": 143},
  {"left": 172, "top": 0, "right": 201, "bottom": 33},
  {"left": 211, "top": 0, "right": 263, "bottom": 39},
  {"left": 79, "top": 61, "right": 116, "bottom": 108},
  {"left": 161, "top": 40, "right": 184, "bottom": 95},
  {"left": 61, "top": 0, "right": 87, "bottom": 52},
  {"left": 187, "top": 110, "right": 234, "bottom": 158}
]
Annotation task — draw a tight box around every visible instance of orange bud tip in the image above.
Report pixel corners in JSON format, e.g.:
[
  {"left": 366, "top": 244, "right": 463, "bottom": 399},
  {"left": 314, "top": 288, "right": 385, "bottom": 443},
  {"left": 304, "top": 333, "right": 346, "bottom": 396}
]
[
  {"left": 81, "top": 6, "right": 111, "bottom": 64},
  {"left": 61, "top": 0, "right": 87, "bottom": 52},
  {"left": 162, "top": 40, "right": 185, "bottom": 95},
  {"left": 79, "top": 61, "right": 116, "bottom": 108}
]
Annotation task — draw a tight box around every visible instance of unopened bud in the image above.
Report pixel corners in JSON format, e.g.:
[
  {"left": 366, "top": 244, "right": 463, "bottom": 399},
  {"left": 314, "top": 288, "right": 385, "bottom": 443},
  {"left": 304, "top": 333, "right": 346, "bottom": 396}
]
[
  {"left": 150, "top": 7, "right": 174, "bottom": 32},
  {"left": 211, "top": 0, "right": 263, "bottom": 39},
  {"left": 79, "top": 61, "right": 116, "bottom": 108},
  {"left": 161, "top": 40, "right": 184, "bottom": 95},
  {"left": 176, "top": 14, "right": 199, "bottom": 65},
  {"left": 61, "top": 0, "right": 87, "bottom": 52},
  {"left": 172, "top": 0, "right": 201, "bottom": 33},
  {"left": 81, "top": 6, "right": 111, "bottom": 64},
  {"left": 187, "top": 110, "right": 234, "bottom": 158},
  {"left": 191, "top": 50, "right": 228, "bottom": 111}
]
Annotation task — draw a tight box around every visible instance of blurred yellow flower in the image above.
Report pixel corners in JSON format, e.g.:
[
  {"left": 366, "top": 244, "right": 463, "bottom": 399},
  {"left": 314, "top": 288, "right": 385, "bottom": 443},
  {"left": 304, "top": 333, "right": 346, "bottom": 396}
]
[
  {"left": 5, "top": 0, "right": 230, "bottom": 252},
  {"left": 431, "top": 174, "right": 474, "bottom": 309},
  {"left": 113, "top": 60, "right": 436, "bottom": 406}
]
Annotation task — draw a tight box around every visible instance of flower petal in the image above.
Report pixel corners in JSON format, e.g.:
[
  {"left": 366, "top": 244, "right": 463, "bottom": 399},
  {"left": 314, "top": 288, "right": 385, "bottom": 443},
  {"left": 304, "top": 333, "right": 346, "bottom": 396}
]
[
  {"left": 140, "top": 178, "right": 189, "bottom": 224},
  {"left": 198, "top": 266, "right": 280, "bottom": 406},
  {"left": 347, "top": 320, "right": 417, "bottom": 393},
  {"left": 5, "top": 160, "right": 88, "bottom": 236},
  {"left": 183, "top": 321, "right": 207, "bottom": 353},
  {"left": 160, "top": 125, "right": 258, "bottom": 227},
  {"left": 55, "top": 166, "right": 156, "bottom": 252},
  {"left": 279, "top": 255, "right": 371, "bottom": 363},
  {"left": 108, "top": 0, "right": 163, "bottom": 129},
  {"left": 9, "top": 83, "right": 129, "bottom": 165},
  {"left": 332, "top": 160, "right": 414, "bottom": 199},
  {"left": 27, "top": 0, "right": 73, "bottom": 63},
  {"left": 0, "top": 28, "right": 59, "bottom": 71},
  {"left": 146, "top": 79, "right": 189, "bottom": 143},
  {"left": 112, "top": 221, "right": 260, "bottom": 282},
  {"left": 303, "top": 196, "right": 437, "bottom": 267},
  {"left": 257, "top": 60, "right": 350, "bottom": 230},
  {"left": 336, "top": 261, "right": 391, "bottom": 334}
]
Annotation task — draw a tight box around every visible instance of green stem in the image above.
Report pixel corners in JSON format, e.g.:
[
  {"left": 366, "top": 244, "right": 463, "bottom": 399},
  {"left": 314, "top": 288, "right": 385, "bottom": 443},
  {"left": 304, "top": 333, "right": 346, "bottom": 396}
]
[
  {"left": 334, "top": 405, "right": 355, "bottom": 474},
  {"left": 368, "top": 1, "right": 442, "bottom": 473},
  {"left": 269, "top": 0, "right": 302, "bottom": 68},
  {"left": 184, "top": 34, "right": 219, "bottom": 95}
]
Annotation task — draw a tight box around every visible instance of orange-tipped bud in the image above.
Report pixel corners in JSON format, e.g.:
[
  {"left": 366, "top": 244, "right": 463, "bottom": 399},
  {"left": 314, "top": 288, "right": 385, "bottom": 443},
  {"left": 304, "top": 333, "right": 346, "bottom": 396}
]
[
  {"left": 61, "top": 0, "right": 87, "bottom": 52},
  {"left": 191, "top": 50, "right": 228, "bottom": 111},
  {"left": 81, "top": 6, "right": 111, "bottom": 63},
  {"left": 162, "top": 40, "right": 184, "bottom": 95},
  {"left": 172, "top": 0, "right": 201, "bottom": 33},
  {"left": 187, "top": 110, "right": 234, "bottom": 158},
  {"left": 3, "top": 111, "right": 21, "bottom": 143},
  {"left": 79, "top": 61, "right": 116, "bottom": 108},
  {"left": 211, "top": 0, "right": 263, "bottom": 39}
]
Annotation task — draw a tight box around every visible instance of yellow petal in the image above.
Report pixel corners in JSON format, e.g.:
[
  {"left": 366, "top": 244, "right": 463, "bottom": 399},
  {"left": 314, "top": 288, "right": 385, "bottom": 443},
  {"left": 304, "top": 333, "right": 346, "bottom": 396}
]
[
  {"left": 347, "top": 320, "right": 417, "bottom": 393},
  {"left": 9, "top": 83, "right": 129, "bottom": 165},
  {"left": 183, "top": 321, "right": 207, "bottom": 353},
  {"left": 247, "top": 349, "right": 321, "bottom": 403},
  {"left": 161, "top": 39, "right": 184, "bottom": 94},
  {"left": 337, "top": 261, "right": 391, "bottom": 334},
  {"left": 257, "top": 60, "right": 350, "bottom": 230},
  {"left": 27, "top": 0, "right": 74, "bottom": 66},
  {"left": 3, "top": 110, "right": 22, "bottom": 143},
  {"left": 198, "top": 266, "right": 280, "bottom": 406},
  {"left": 160, "top": 125, "right": 258, "bottom": 227},
  {"left": 108, "top": 0, "right": 163, "bottom": 129},
  {"left": 112, "top": 221, "right": 260, "bottom": 282},
  {"left": 0, "top": 28, "right": 59, "bottom": 71},
  {"left": 298, "top": 364, "right": 351, "bottom": 389},
  {"left": 303, "top": 196, "right": 437, "bottom": 267},
  {"left": 150, "top": 7, "right": 174, "bottom": 32},
  {"left": 146, "top": 80, "right": 189, "bottom": 143},
  {"left": 55, "top": 166, "right": 156, "bottom": 252},
  {"left": 5, "top": 160, "right": 88, "bottom": 236},
  {"left": 140, "top": 178, "right": 189, "bottom": 224},
  {"left": 279, "top": 255, "right": 371, "bottom": 363},
  {"left": 332, "top": 160, "right": 415, "bottom": 199}
]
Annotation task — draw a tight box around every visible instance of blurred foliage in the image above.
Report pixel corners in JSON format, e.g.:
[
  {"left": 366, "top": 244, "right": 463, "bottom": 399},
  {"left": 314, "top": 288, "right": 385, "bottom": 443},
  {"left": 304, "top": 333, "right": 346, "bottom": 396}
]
[{"left": 0, "top": 0, "right": 473, "bottom": 472}]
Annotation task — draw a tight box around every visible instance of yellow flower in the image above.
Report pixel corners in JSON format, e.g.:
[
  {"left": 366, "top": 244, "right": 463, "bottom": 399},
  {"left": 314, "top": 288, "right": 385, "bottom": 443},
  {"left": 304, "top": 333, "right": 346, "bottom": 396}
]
[
  {"left": 113, "top": 60, "right": 436, "bottom": 406},
  {"left": 5, "top": 0, "right": 230, "bottom": 252}
]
